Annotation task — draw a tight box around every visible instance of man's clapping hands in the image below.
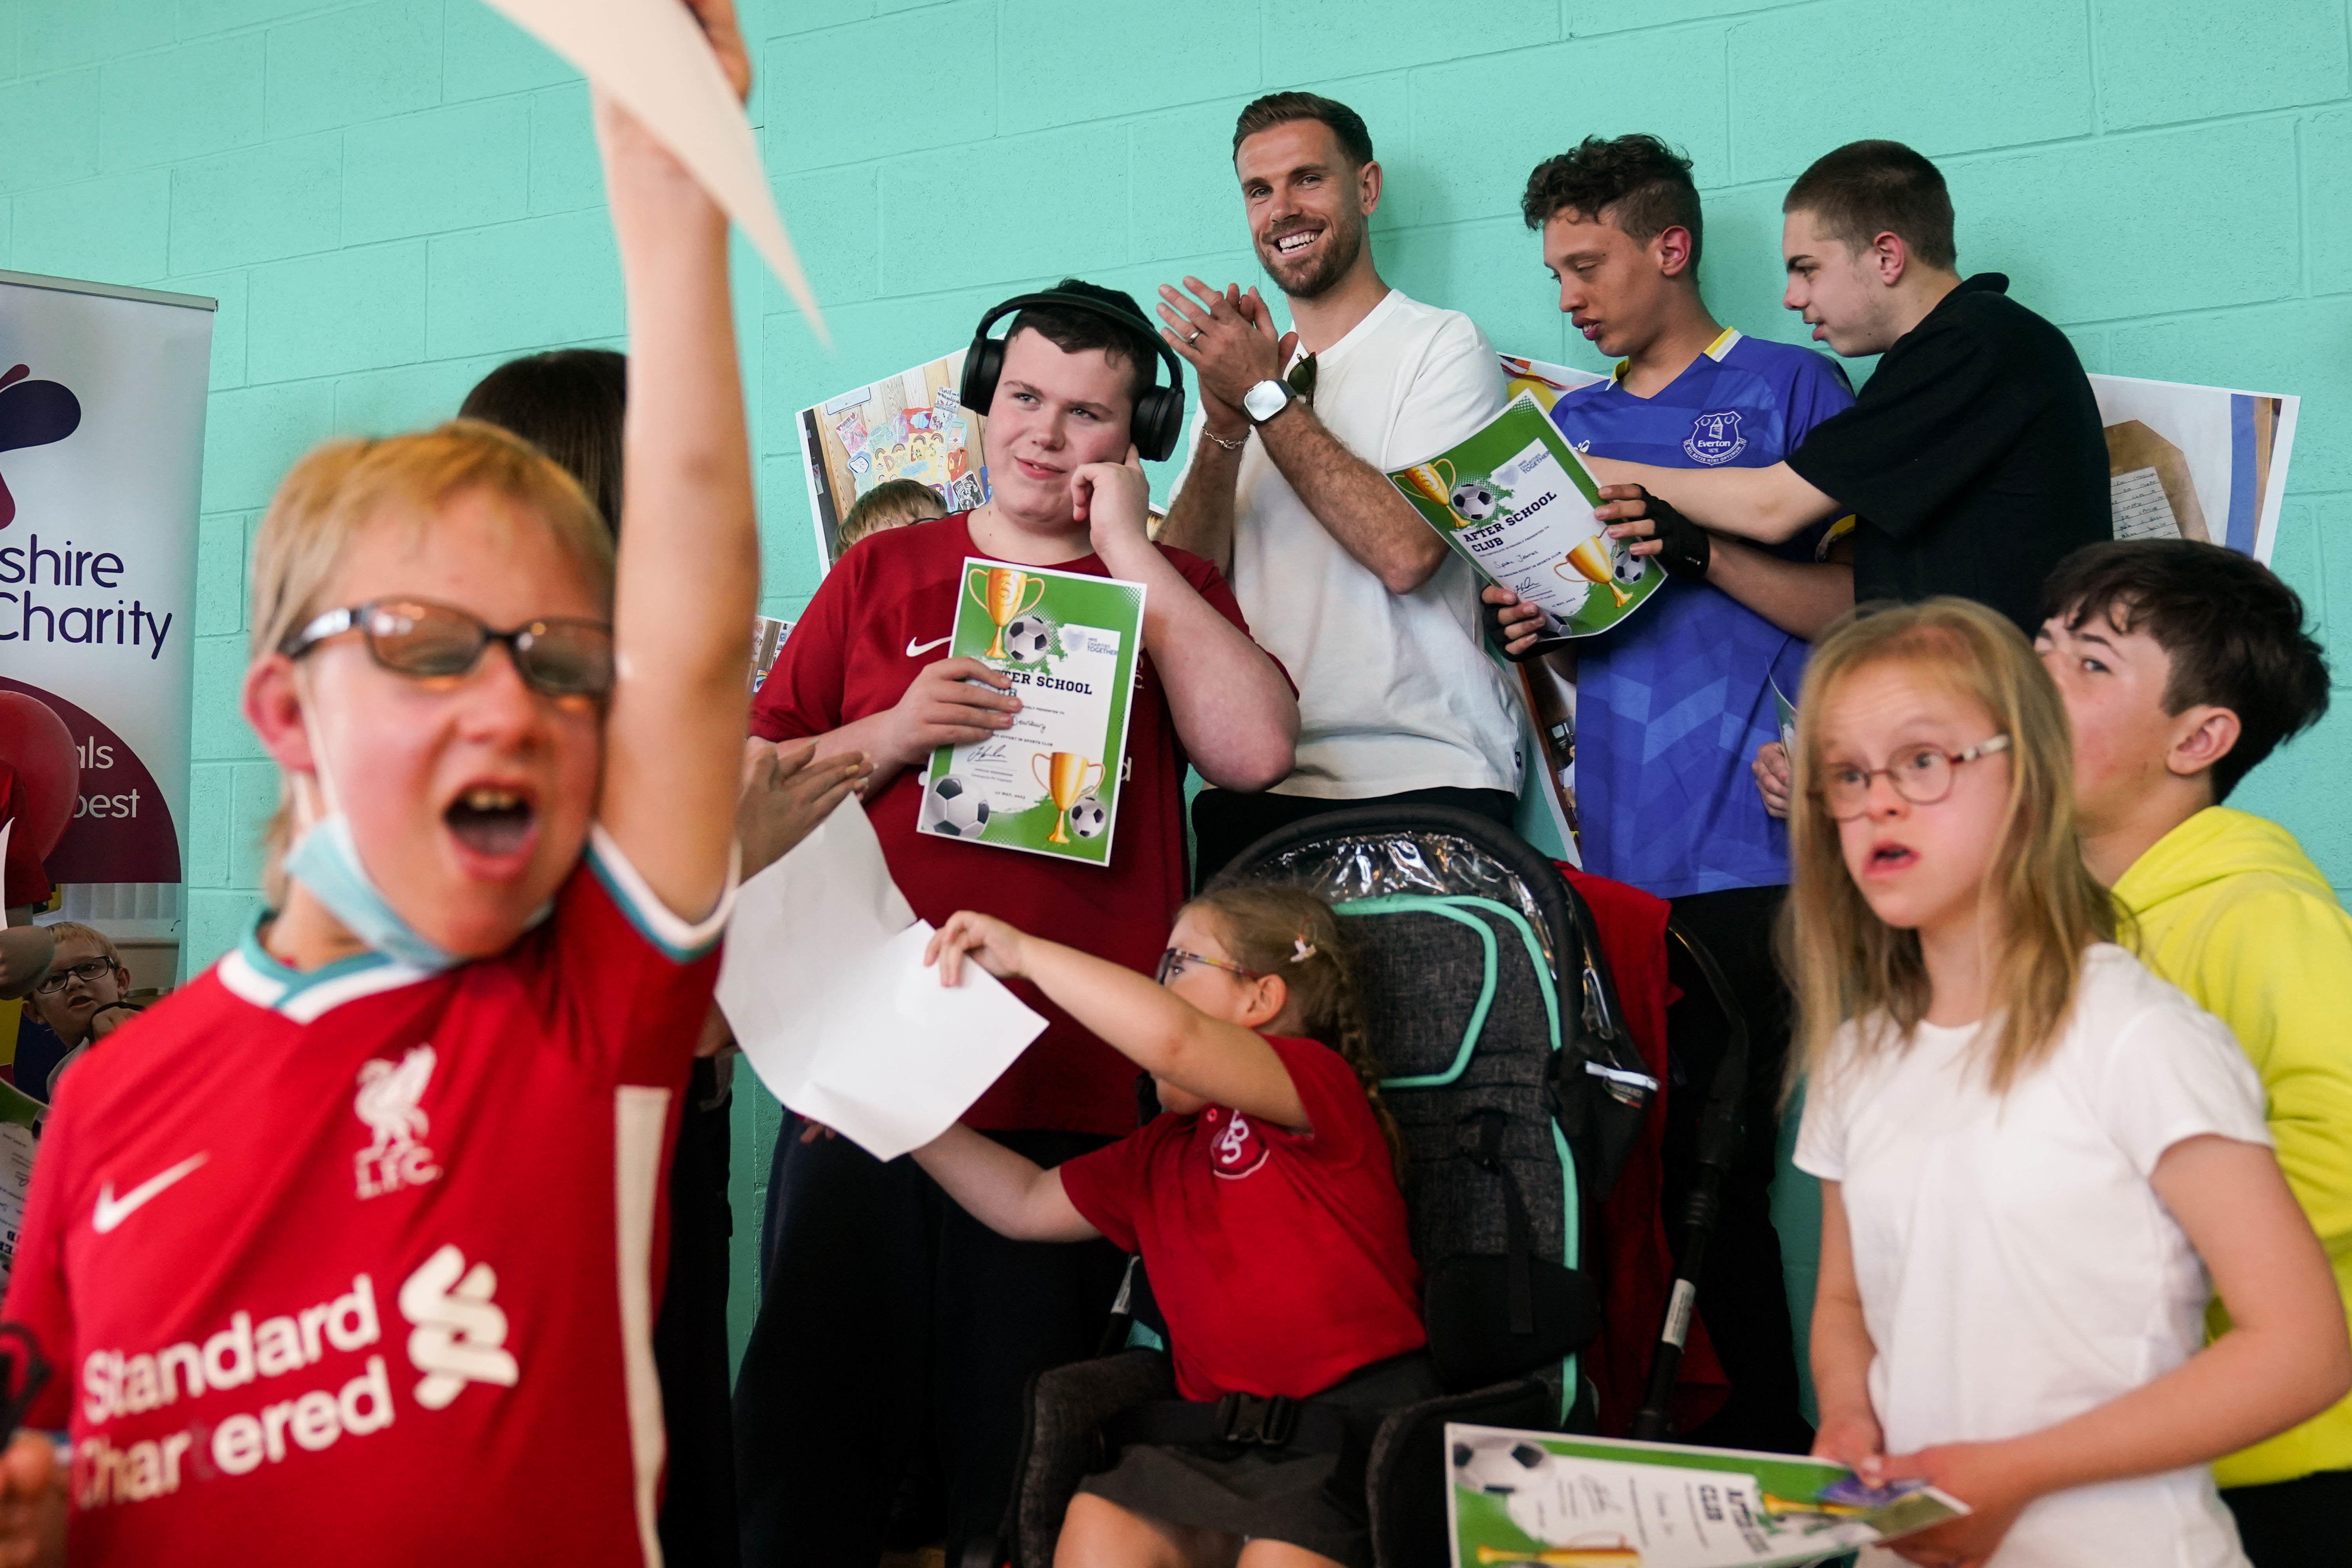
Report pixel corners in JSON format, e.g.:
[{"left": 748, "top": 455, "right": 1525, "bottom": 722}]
[{"left": 1155, "top": 278, "right": 1296, "bottom": 428}]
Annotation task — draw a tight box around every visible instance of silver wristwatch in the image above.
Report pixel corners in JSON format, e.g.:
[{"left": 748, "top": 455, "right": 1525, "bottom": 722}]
[{"left": 1241, "top": 377, "right": 1297, "bottom": 427}]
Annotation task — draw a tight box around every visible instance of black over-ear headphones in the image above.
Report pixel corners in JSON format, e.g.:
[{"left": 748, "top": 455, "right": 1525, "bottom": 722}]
[{"left": 958, "top": 289, "right": 1188, "bottom": 463}]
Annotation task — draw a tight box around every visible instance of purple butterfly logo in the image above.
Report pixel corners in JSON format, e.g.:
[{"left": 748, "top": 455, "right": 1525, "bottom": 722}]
[{"left": 0, "top": 363, "right": 83, "bottom": 530}]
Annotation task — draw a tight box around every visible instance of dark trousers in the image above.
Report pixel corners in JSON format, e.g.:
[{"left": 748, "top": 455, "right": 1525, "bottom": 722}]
[
  {"left": 1659, "top": 884, "right": 1812, "bottom": 1454},
  {"left": 733, "top": 1126, "right": 1127, "bottom": 1567},
  {"left": 2224, "top": 1468, "right": 2352, "bottom": 1568},
  {"left": 1191, "top": 785, "right": 1520, "bottom": 891},
  {"left": 657, "top": 1057, "right": 739, "bottom": 1568}
]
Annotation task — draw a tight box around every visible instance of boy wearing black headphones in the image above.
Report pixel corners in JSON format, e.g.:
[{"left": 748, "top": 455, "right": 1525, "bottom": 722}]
[{"left": 736, "top": 279, "right": 1297, "bottom": 1566}]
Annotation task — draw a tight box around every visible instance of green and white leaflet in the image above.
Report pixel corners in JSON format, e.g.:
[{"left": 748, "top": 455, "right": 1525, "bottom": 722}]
[
  {"left": 1448, "top": 1423, "right": 1967, "bottom": 1567},
  {"left": 915, "top": 558, "right": 1147, "bottom": 866},
  {"left": 1389, "top": 392, "right": 1666, "bottom": 639}
]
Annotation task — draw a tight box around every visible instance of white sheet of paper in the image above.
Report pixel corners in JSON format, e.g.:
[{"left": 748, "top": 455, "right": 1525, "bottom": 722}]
[
  {"left": 715, "top": 799, "right": 1044, "bottom": 1161},
  {"left": 480, "top": 0, "right": 827, "bottom": 341}
]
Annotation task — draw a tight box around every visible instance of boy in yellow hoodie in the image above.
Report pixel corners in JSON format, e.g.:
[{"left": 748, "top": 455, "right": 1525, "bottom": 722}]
[{"left": 2038, "top": 538, "right": 2348, "bottom": 1568}]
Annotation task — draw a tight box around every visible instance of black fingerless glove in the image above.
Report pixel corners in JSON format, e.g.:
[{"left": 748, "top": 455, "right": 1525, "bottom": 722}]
[
  {"left": 1636, "top": 487, "right": 1712, "bottom": 583},
  {"left": 1484, "top": 595, "right": 1530, "bottom": 660}
]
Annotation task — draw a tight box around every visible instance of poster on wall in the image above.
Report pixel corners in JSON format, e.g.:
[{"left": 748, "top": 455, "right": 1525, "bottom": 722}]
[
  {"left": 0, "top": 270, "right": 214, "bottom": 972},
  {"left": 2088, "top": 374, "right": 2297, "bottom": 563},
  {"left": 800, "top": 350, "right": 989, "bottom": 571}
]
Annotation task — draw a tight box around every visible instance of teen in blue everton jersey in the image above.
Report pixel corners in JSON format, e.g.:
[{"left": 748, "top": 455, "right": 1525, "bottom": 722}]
[
  {"left": 1546, "top": 328, "right": 1852, "bottom": 898},
  {"left": 1496, "top": 136, "right": 1861, "bottom": 1457}
]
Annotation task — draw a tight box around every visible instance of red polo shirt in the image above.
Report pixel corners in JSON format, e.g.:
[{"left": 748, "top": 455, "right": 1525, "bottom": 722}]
[{"left": 1058, "top": 1035, "right": 1425, "bottom": 1401}]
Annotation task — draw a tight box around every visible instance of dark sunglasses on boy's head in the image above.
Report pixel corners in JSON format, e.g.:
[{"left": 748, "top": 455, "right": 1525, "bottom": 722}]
[{"left": 280, "top": 598, "right": 615, "bottom": 699}]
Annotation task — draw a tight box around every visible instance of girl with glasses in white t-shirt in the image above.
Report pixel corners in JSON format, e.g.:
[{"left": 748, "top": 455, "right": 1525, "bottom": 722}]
[{"left": 1784, "top": 597, "right": 2348, "bottom": 1568}]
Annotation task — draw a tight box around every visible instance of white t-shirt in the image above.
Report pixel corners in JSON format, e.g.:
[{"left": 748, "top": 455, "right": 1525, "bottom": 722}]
[
  {"left": 1795, "top": 944, "right": 2269, "bottom": 1568},
  {"left": 1172, "top": 288, "right": 1521, "bottom": 799}
]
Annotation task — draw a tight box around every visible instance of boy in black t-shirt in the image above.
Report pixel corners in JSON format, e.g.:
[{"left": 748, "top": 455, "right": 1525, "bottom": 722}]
[{"left": 1573, "top": 140, "right": 2107, "bottom": 633}]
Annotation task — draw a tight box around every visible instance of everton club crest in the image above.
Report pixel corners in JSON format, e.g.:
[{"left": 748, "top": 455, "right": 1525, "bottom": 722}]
[{"left": 1684, "top": 409, "right": 1747, "bottom": 466}]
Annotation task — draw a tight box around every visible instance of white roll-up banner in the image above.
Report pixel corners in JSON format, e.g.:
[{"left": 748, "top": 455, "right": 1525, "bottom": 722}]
[{"left": 0, "top": 270, "right": 214, "bottom": 944}]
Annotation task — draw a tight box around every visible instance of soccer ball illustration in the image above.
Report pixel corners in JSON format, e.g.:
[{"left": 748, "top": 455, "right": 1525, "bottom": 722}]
[
  {"left": 929, "top": 774, "right": 991, "bottom": 837},
  {"left": 1450, "top": 1436, "right": 1591, "bottom": 1546},
  {"left": 1000, "top": 614, "right": 1054, "bottom": 663},
  {"left": 1066, "top": 794, "right": 1108, "bottom": 840},
  {"left": 1612, "top": 541, "right": 1645, "bottom": 587},
  {"left": 1452, "top": 1436, "right": 1553, "bottom": 1497},
  {"left": 1448, "top": 479, "right": 1500, "bottom": 524}
]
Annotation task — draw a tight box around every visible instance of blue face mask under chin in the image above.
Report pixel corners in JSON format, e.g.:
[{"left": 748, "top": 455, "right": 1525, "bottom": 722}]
[{"left": 282, "top": 812, "right": 461, "bottom": 974}]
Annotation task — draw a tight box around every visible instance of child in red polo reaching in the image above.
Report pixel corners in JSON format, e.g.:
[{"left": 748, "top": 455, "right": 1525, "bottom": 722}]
[
  {"left": 913, "top": 885, "right": 1425, "bottom": 1568},
  {"left": 0, "top": 6, "right": 861, "bottom": 1564}
]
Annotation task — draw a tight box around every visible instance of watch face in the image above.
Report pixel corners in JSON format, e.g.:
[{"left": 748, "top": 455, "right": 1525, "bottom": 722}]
[{"left": 1243, "top": 379, "right": 1290, "bottom": 423}]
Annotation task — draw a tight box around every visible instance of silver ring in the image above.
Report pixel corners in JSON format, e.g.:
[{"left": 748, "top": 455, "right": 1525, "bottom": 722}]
[{"left": 1183, "top": 330, "right": 1201, "bottom": 345}]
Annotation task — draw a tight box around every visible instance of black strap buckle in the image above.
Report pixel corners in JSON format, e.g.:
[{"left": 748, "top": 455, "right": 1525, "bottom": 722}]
[{"left": 1214, "top": 1392, "right": 1298, "bottom": 1446}]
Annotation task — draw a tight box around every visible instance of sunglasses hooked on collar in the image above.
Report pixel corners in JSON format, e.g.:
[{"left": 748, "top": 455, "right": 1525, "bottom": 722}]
[
  {"left": 280, "top": 598, "right": 615, "bottom": 699},
  {"left": 1286, "top": 353, "right": 1317, "bottom": 407}
]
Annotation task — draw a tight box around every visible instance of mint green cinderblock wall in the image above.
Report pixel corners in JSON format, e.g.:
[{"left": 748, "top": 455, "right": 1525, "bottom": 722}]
[{"left": 6, "top": 0, "right": 2351, "bottom": 1370}]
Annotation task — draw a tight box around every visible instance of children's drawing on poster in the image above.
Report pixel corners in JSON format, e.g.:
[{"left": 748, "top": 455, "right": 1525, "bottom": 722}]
[
  {"left": 750, "top": 615, "right": 791, "bottom": 692},
  {"left": 2087, "top": 375, "right": 2297, "bottom": 563},
  {"left": 802, "top": 352, "right": 989, "bottom": 570}
]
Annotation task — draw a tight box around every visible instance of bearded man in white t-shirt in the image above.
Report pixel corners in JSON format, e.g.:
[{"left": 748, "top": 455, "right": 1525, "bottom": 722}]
[{"left": 1158, "top": 92, "right": 1521, "bottom": 882}]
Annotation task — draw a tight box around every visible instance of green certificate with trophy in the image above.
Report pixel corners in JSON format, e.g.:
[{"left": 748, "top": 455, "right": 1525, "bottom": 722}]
[
  {"left": 1389, "top": 392, "right": 1665, "bottom": 639},
  {"left": 915, "top": 557, "right": 1147, "bottom": 865}
]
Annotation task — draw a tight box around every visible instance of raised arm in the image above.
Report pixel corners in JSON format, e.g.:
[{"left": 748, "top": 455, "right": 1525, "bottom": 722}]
[
  {"left": 1078, "top": 455, "right": 1296, "bottom": 792},
  {"left": 1157, "top": 422, "right": 1245, "bottom": 575},
  {"left": 1485, "top": 493, "right": 1856, "bottom": 652},
  {"left": 590, "top": 0, "right": 759, "bottom": 922},
  {"left": 1704, "top": 543, "right": 1853, "bottom": 640},
  {"left": 1257, "top": 408, "right": 1446, "bottom": 593},
  {"left": 1158, "top": 280, "right": 1447, "bottom": 595},
  {"left": 927, "top": 911, "right": 1309, "bottom": 1130},
  {"left": 909, "top": 1124, "right": 1098, "bottom": 1243},
  {"left": 1585, "top": 457, "right": 1840, "bottom": 546},
  {"left": 1877, "top": 1135, "right": 2352, "bottom": 1561}
]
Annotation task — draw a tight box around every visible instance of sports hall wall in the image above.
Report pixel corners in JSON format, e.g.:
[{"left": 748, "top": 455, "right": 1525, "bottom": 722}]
[{"left": 5, "top": 0, "right": 2349, "bottom": 1357}]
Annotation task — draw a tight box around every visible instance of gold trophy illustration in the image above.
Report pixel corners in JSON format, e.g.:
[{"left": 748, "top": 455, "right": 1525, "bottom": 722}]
[
  {"left": 1555, "top": 532, "right": 1632, "bottom": 609},
  {"left": 1395, "top": 456, "right": 1457, "bottom": 510},
  {"left": 966, "top": 564, "right": 1047, "bottom": 659},
  {"left": 1031, "top": 750, "right": 1104, "bottom": 844},
  {"left": 1472, "top": 1543, "right": 1641, "bottom": 1566}
]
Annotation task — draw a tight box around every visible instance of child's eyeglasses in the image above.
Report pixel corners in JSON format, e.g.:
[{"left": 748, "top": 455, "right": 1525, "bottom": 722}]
[
  {"left": 281, "top": 599, "right": 615, "bottom": 699},
  {"left": 33, "top": 958, "right": 116, "bottom": 995},
  {"left": 1154, "top": 948, "right": 1261, "bottom": 985},
  {"left": 1817, "top": 733, "right": 2011, "bottom": 819}
]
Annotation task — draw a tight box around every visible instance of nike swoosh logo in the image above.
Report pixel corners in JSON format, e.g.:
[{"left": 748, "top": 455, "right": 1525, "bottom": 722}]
[
  {"left": 92, "top": 1153, "right": 209, "bottom": 1234},
  {"left": 906, "top": 636, "right": 951, "bottom": 657}
]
